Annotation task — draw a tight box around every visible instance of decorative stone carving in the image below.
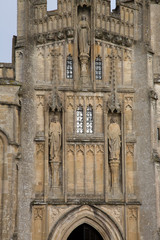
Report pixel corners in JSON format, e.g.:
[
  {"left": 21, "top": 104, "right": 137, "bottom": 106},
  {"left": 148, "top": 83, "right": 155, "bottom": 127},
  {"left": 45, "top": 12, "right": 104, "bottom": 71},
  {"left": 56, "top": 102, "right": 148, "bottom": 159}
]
[
  {"left": 149, "top": 89, "right": 158, "bottom": 100},
  {"left": 49, "top": 91, "right": 63, "bottom": 112},
  {"left": 95, "top": 30, "right": 134, "bottom": 47},
  {"left": 108, "top": 115, "right": 121, "bottom": 196},
  {"left": 36, "top": 95, "right": 45, "bottom": 135},
  {"left": 107, "top": 93, "right": 121, "bottom": 113},
  {"left": 49, "top": 115, "right": 61, "bottom": 162},
  {"left": 108, "top": 118, "right": 121, "bottom": 161},
  {"left": 35, "top": 29, "right": 74, "bottom": 44},
  {"left": 50, "top": 208, "right": 66, "bottom": 221},
  {"left": 35, "top": 143, "right": 44, "bottom": 193},
  {"left": 67, "top": 96, "right": 74, "bottom": 110},
  {"left": 125, "top": 96, "right": 133, "bottom": 134},
  {"left": 78, "top": 15, "right": 90, "bottom": 57},
  {"left": 96, "top": 145, "right": 104, "bottom": 154},
  {"left": 127, "top": 207, "right": 139, "bottom": 239},
  {"left": 128, "top": 208, "right": 138, "bottom": 220},
  {"left": 49, "top": 112, "right": 62, "bottom": 190},
  {"left": 34, "top": 208, "right": 43, "bottom": 220},
  {"left": 76, "top": 144, "right": 85, "bottom": 154},
  {"left": 100, "top": 206, "right": 122, "bottom": 224},
  {"left": 126, "top": 143, "right": 135, "bottom": 196},
  {"left": 78, "top": 14, "right": 90, "bottom": 84},
  {"left": 77, "top": 0, "right": 91, "bottom": 7}
]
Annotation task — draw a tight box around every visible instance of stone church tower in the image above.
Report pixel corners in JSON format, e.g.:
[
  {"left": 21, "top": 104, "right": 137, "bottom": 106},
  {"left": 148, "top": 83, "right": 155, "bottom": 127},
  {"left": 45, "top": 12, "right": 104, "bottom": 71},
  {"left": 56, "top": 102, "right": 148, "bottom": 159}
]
[{"left": 1, "top": 0, "right": 160, "bottom": 239}]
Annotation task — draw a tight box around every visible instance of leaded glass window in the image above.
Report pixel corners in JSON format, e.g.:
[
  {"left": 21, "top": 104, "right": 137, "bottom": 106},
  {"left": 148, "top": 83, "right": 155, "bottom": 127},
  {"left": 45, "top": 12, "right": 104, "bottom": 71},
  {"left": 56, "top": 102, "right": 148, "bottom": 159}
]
[
  {"left": 76, "top": 106, "right": 83, "bottom": 133},
  {"left": 66, "top": 55, "right": 73, "bottom": 79},
  {"left": 86, "top": 106, "right": 93, "bottom": 134},
  {"left": 95, "top": 56, "right": 102, "bottom": 80}
]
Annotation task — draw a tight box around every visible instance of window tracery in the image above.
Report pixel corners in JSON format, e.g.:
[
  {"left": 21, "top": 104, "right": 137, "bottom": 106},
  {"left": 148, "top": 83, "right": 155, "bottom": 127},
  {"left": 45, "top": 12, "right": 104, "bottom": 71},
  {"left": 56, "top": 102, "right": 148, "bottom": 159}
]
[
  {"left": 95, "top": 56, "right": 102, "bottom": 80},
  {"left": 86, "top": 105, "right": 93, "bottom": 134},
  {"left": 76, "top": 106, "right": 84, "bottom": 133},
  {"left": 66, "top": 54, "right": 73, "bottom": 79}
]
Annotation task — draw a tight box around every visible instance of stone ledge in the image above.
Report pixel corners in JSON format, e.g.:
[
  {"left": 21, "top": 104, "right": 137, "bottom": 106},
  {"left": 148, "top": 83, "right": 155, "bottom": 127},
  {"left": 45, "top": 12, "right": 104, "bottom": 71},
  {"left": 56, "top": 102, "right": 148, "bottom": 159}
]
[
  {"left": 0, "top": 101, "right": 21, "bottom": 108},
  {"left": 67, "top": 136, "right": 104, "bottom": 143},
  {"left": 30, "top": 199, "right": 142, "bottom": 206},
  {"left": 117, "top": 87, "right": 135, "bottom": 93}
]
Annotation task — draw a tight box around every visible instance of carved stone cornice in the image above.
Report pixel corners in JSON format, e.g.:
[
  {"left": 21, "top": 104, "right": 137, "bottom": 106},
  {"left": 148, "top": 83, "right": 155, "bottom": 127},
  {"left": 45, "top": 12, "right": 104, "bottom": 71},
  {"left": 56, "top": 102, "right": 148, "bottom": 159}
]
[
  {"left": 95, "top": 30, "right": 134, "bottom": 47},
  {"left": 35, "top": 29, "right": 74, "bottom": 44}
]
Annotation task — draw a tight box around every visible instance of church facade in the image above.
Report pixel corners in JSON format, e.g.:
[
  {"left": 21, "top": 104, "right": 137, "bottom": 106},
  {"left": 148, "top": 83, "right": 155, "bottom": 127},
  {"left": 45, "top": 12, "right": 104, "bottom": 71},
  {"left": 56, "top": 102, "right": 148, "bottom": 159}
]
[{"left": 1, "top": 0, "right": 160, "bottom": 239}]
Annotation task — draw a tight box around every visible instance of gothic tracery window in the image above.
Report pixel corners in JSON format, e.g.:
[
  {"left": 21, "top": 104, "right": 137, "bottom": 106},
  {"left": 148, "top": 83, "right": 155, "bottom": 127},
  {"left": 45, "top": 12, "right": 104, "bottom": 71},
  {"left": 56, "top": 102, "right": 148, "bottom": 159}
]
[
  {"left": 95, "top": 56, "right": 102, "bottom": 80},
  {"left": 66, "top": 54, "right": 73, "bottom": 79},
  {"left": 76, "top": 106, "right": 84, "bottom": 133},
  {"left": 86, "top": 105, "right": 93, "bottom": 134}
]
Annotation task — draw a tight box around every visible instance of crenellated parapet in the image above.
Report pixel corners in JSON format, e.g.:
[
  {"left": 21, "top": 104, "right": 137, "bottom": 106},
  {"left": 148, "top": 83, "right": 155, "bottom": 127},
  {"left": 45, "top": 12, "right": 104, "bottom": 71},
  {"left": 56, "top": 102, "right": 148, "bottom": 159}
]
[{"left": 33, "top": 0, "right": 136, "bottom": 47}]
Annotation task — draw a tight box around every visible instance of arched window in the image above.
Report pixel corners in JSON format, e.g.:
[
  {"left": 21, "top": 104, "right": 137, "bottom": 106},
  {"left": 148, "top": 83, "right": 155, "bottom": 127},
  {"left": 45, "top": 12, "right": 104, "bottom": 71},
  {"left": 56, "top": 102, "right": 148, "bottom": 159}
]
[
  {"left": 95, "top": 56, "right": 102, "bottom": 80},
  {"left": 86, "top": 105, "right": 93, "bottom": 134},
  {"left": 66, "top": 54, "right": 73, "bottom": 79},
  {"left": 76, "top": 106, "right": 83, "bottom": 133}
]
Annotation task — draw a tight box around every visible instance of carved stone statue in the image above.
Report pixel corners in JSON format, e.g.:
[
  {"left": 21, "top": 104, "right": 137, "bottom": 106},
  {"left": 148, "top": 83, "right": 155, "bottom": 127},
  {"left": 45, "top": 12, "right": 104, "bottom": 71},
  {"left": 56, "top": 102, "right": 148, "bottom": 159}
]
[
  {"left": 78, "top": 15, "right": 91, "bottom": 85},
  {"left": 49, "top": 115, "right": 61, "bottom": 162},
  {"left": 78, "top": 15, "right": 90, "bottom": 56},
  {"left": 108, "top": 118, "right": 121, "bottom": 160}
]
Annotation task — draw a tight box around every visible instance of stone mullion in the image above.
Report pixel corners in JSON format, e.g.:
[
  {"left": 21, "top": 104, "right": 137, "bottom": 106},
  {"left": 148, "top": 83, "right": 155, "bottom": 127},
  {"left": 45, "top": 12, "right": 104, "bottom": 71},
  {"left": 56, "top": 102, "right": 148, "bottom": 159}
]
[
  {"left": 122, "top": 49, "right": 124, "bottom": 86},
  {"left": 84, "top": 96, "right": 86, "bottom": 134},
  {"left": 84, "top": 144, "right": 86, "bottom": 195},
  {"left": 63, "top": 94, "right": 66, "bottom": 200},
  {"left": 75, "top": 144, "right": 77, "bottom": 196},
  {"left": 73, "top": 94, "right": 76, "bottom": 135},
  {"left": 13, "top": 106, "right": 16, "bottom": 142},
  {"left": 64, "top": 93, "right": 68, "bottom": 202},
  {"left": 94, "top": 144, "right": 96, "bottom": 196},
  {"left": 94, "top": 96, "right": 96, "bottom": 135},
  {"left": 63, "top": 42, "right": 66, "bottom": 85},
  {"left": 122, "top": 99, "right": 128, "bottom": 240},
  {"left": 102, "top": 43, "right": 105, "bottom": 86},
  {"left": 44, "top": 98, "right": 49, "bottom": 201},
  {"left": 74, "top": 144, "right": 76, "bottom": 196},
  {"left": 104, "top": 106, "right": 108, "bottom": 202},
  {"left": 122, "top": 101, "right": 126, "bottom": 196},
  {"left": 44, "top": 46, "right": 47, "bottom": 82},
  {"left": 44, "top": 205, "right": 48, "bottom": 240},
  {"left": 92, "top": 1, "right": 96, "bottom": 91},
  {"left": 73, "top": 2, "right": 78, "bottom": 90},
  {"left": 95, "top": 145, "right": 97, "bottom": 195}
]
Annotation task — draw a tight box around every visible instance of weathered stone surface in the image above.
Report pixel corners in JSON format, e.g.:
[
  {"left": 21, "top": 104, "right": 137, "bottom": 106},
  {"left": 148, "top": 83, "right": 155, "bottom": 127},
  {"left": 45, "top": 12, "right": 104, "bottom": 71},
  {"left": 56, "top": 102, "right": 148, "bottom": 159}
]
[{"left": 1, "top": 0, "right": 160, "bottom": 239}]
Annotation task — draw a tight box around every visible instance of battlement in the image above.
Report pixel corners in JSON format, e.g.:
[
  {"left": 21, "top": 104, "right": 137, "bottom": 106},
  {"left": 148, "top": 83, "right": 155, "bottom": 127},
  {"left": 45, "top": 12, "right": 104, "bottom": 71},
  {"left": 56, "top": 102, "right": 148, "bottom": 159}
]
[
  {"left": 33, "top": 0, "right": 136, "bottom": 46},
  {"left": 0, "top": 63, "right": 15, "bottom": 81}
]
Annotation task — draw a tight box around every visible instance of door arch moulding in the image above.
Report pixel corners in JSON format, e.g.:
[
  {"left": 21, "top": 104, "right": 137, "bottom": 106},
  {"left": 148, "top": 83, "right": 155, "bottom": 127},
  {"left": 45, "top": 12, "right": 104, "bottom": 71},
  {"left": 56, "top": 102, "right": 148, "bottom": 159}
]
[{"left": 47, "top": 205, "right": 124, "bottom": 240}]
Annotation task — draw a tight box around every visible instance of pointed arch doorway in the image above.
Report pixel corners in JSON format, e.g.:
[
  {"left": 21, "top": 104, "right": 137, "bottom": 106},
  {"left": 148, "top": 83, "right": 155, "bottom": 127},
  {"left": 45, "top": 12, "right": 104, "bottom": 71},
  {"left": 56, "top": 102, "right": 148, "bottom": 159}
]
[{"left": 67, "top": 223, "right": 103, "bottom": 240}]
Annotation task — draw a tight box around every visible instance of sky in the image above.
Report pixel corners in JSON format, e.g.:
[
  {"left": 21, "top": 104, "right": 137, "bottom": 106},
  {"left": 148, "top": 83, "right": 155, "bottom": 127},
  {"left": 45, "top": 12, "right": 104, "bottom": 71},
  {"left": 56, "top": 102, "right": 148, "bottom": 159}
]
[{"left": 0, "top": 0, "right": 115, "bottom": 63}]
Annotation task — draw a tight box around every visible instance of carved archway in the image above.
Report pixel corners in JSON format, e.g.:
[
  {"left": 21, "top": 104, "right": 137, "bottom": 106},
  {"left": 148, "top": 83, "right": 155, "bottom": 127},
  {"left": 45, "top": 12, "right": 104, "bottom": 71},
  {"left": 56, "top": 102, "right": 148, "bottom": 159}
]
[
  {"left": 48, "top": 205, "right": 124, "bottom": 240},
  {"left": 67, "top": 223, "right": 103, "bottom": 240}
]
